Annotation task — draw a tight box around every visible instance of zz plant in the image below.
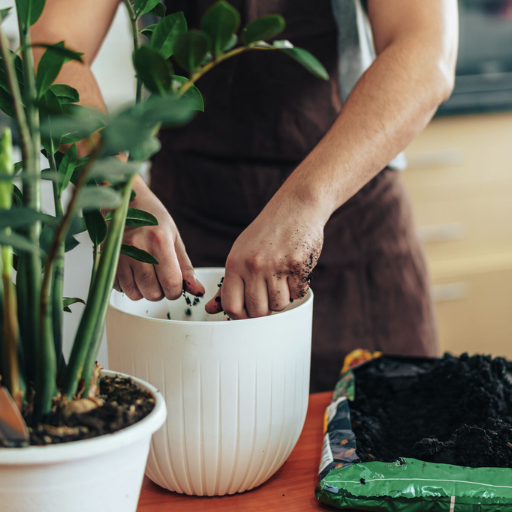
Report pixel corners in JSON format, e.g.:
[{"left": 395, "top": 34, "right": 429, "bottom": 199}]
[{"left": 0, "top": 0, "right": 327, "bottom": 432}]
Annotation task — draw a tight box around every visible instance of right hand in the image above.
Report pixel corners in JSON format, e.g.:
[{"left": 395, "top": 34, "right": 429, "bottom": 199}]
[{"left": 113, "top": 175, "right": 204, "bottom": 301}]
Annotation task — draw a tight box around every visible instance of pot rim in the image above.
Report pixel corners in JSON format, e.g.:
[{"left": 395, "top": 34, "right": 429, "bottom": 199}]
[
  {"left": 0, "top": 370, "right": 166, "bottom": 465},
  {"left": 108, "top": 267, "right": 314, "bottom": 325}
]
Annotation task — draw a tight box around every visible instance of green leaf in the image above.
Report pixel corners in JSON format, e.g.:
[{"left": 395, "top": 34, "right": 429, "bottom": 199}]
[
  {"left": 140, "top": 23, "right": 157, "bottom": 40},
  {"left": 36, "top": 42, "right": 80, "bottom": 99},
  {"left": 63, "top": 297, "right": 85, "bottom": 309},
  {"left": 16, "top": 0, "right": 46, "bottom": 26},
  {"left": 68, "top": 214, "right": 86, "bottom": 235},
  {"left": 106, "top": 207, "right": 158, "bottom": 227},
  {"left": 84, "top": 209, "right": 107, "bottom": 245},
  {"left": 134, "top": 0, "right": 161, "bottom": 17},
  {"left": 0, "top": 7, "right": 11, "bottom": 23},
  {"left": 0, "top": 207, "right": 55, "bottom": 229},
  {"left": 129, "top": 134, "right": 161, "bottom": 162},
  {"left": 0, "top": 51, "right": 24, "bottom": 98},
  {"left": 39, "top": 89, "right": 63, "bottom": 154},
  {"left": 30, "top": 43, "right": 83, "bottom": 63},
  {"left": 174, "top": 30, "right": 211, "bottom": 73},
  {"left": 201, "top": 1, "right": 240, "bottom": 57},
  {"left": 0, "top": 87, "right": 14, "bottom": 117},
  {"left": 14, "top": 161, "right": 23, "bottom": 174},
  {"left": 146, "top": 2, "right": 166, "bottom": 17},
  {"left": 50, "top": 84, "right": 79, "bottom": 104},
  {"left": 120, "top": 244, "right": 159, "bottom": 264},
  {"left": 130, "top": 189, "right": 137, "bottom": 201},
  {"left": 11, "top": 184, "right": 23, "bottom": 206},
  {"left": 242, "top": 14, "right": 285, "bottom": 45},
  {"left": 171, "top": 75, "right": 204, "bottom": 111},
  {"left": 88, "top": 158, "right": 141, "bottom": 184},
  {"left": 277, "top": 44, "right": 329, "bottom": 81},
  {"left": 0, "top": 231, "right": 40, "bottom": 253},
  {"left": 133, "top": 46, "right": 174, "bottom": 94},
  {"left": 76, "top": 186, "right": 123, "bottom": 211},
  {"left": 57, "top": 143, "right": 78, "bottom": 194},
  {"left": 150, "top": 12, "right": 187, "bottom": 59}
]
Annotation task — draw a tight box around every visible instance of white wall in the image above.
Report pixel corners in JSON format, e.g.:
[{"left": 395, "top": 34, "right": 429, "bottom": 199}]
[{"left": 1, "top": 2, "right": 137, "bottom": 367}]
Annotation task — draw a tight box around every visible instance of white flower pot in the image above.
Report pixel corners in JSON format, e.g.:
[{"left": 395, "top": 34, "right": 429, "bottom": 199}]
[
  {"left": 0, "top": 371, "right": 166, "bottom": 512},
  {"left": 107, "top": 267, "right": 313, "bottom": 496}
]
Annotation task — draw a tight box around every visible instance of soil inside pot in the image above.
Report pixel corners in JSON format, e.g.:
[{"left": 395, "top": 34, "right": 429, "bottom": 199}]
[
  {"left": 350, "top": 353, "right": 512, "bottom": 468},
  {"left": 1, "top": 375, "right": 155, "bottom": 447}
]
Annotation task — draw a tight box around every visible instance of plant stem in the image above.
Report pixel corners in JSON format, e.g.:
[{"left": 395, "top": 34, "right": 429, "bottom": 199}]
[
  {"left": 13, "top": 9, "right": 43, "bottom": 382},
  {"left": 122, "top": 0, "right": 142, "bottom": 104},
  {"left": 49, "top": 150, "right": 66, "bottom": 378},
  {"left": 65, "top": 174, "right": 136, "bottom": 398},
  {"left": 178, "top": 46, "right": 250, "bottom": 95}
]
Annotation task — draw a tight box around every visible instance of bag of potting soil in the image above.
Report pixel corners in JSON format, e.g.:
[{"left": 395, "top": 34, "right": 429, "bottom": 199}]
[{"left": 316, "top": 350, "right": 512, "bottom": 511}]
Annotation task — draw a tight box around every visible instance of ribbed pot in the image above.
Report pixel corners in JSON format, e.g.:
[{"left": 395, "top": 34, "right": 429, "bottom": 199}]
[
  {"left": 0, "top": 371, "right": 166, "bottom": 512},
  {"left": 107, "top": 268, "right": 313, "bottom": 496}
]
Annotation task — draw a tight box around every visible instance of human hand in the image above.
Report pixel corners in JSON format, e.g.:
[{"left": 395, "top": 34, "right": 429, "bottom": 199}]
[
  {"left": 113, "top": 175, "right": 204, "bottom": 301},
  {"left": 205, "top": 197, "right": 324, "bottom": 319}
]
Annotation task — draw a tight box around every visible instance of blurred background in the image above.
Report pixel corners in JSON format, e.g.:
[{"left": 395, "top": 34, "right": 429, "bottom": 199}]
[{"left": 0, "top": 0, "right": 511, "bottom": 365}]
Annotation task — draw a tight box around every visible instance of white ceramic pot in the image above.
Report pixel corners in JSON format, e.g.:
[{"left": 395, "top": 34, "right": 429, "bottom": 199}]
[
  {"left": 107, "top": 267, "right": 313, "bottom": 496},
  {"left": 0, "top": 371, "right": 166, "bottom": 512}
]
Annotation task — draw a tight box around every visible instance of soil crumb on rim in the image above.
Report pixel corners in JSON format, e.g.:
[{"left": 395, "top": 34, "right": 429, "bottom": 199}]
[{"left": 350, "top": 353, "right": 512, "bottom": 468}]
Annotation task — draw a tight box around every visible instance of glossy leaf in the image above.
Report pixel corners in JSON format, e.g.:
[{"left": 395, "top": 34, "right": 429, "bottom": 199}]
[
  {"left": 277, "top": 44, "right": 329, "bottom": 80},
  {"left": 57, "top": 143, "right": 78, "bottom": 194},
  {"left": 88, "top": 158, "right": 141, "bottom": 184},
  {"left": 174, "top": 30, "right": 211, "bottom": 73},
  {"left": 129, "top": 134, "right": 161, "bottom": 162},
  {"left": 146, "top": 2, "right": 166, "bottom": 17},
  {"left": 171, "top": 75, "right": 204, "bottom": 111},
  {"left": 0, "top": 207, "right": 55, "bottom": 229},
  {"left": 201, "top": 1, "right": 240, "bottom": 56},
  {"left": 84, "top": 209, "right": 107, "bottom": 245},
  {"left": 16, "top": 0, "right": 46, "bottom": 26},
  {"left": 242, "top": 14, "right": 285, "bottom": 45},
  {"left": 133, "top": 46, "right": 174, "bottom": 94},
  {"left": 76, "top": 186, "right": 123, "bottom": 211},
  {"left": 30, "top": 43, "right": 83, "bottom": 63},
  {"left": 120, "top": 244, "right": 159, "bottom": 264},
  {"left": 0, "top": 87, "right": 14, "bottom": 117},
  {"left": 50, "top": 84, "right": 79, "bottom": 104},
  {"left": 0, "top": 7, "right": 11, "bottom": 22},
  {"left": 134, "top": 0, "right": 161, "bottom": 17},
  {"left": 150, "top": 12, "right": 187, "bottom": 59},
  {"left": 11, "top": 184, "right": 23, "bottom": 206},
  {"left": 0, "top": 231, "right": 40, "bottom": 253},
  {"left": 39, "top": 89, "right": 63, "bottom": 154},
  {"left": 0, "top": 51, "right": 24, "bottom": 97},
  {"left": 36, "top": 42, "right": 79, "bottom": 99},
  {"left": 140, "top": 23, "right": 157, "bottom": 40},
  {"left": 106, "top": 207, "right": 158, "bottom": 227}
]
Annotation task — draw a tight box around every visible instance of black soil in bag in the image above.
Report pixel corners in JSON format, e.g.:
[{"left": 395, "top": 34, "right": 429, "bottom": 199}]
[{"left": 350, "top": 353, "right": 512, "bottom": 468}]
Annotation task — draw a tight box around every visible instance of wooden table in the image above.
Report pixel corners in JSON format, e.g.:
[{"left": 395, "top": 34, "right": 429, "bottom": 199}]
[{"left": 138, "top": 391, "right": 335, "bottom": 511}]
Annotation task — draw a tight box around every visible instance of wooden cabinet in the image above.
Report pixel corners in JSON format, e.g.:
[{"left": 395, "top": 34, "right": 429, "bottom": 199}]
[{"left": 402, "top": 112, "right": 512, "bottom": 358}]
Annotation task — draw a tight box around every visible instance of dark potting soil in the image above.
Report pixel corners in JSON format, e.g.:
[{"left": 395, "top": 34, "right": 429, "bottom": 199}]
[
  {"left": 25, "top": 375, "right": 154, "bottom": 447},
  {"left": 350, "top": 353, "right": 512, "bottom": 468}
]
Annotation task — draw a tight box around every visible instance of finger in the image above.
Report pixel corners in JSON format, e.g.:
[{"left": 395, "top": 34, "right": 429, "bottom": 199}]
[
  {"left": 205, "top": 286, "right": 223, "bottom": 314},
  {"left": 153, "top": 236, "right": 185, "bottom": 300},
  {"left": 221, "top": 272, "right": 249, "bottom": 320},
  {"left": 132, "top": 261, "right": 164, "bottom": 302},
  {"left": 243, "top": 276, "right": 271, "bottom": 318},
  {"left": 114, "top": 276, "right": 121, "bottom": 293},
  {"left": 117, "top": 256, "right": 143, "bottom": 301},
  {"left": 287, "top": 273, "right": 310, "bottom": 301},
  {"left": 175, "top": 234, "right": 205, "bottom": 297},
  {"left": 267, "top": 275, "right": 290, "bottom": 312}
]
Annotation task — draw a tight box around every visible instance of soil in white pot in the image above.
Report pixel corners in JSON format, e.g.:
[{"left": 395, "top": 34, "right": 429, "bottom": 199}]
[{"left": 0, "top": 375, "right": 155, "bottom": 448}]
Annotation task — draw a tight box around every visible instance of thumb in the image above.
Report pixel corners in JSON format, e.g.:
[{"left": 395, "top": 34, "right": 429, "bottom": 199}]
[{"left": 205, "top": 285, "right": 223, "bottom": 314}]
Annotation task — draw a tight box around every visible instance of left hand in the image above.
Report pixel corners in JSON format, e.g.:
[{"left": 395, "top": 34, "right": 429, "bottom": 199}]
[{"left": 205, "top": 198, "right": 324, "bottom": 319}]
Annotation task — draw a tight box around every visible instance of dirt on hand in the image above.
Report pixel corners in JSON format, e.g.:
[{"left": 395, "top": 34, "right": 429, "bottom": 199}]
[{"left": 350, "top": 353, "right": 512, "bottom": 468}]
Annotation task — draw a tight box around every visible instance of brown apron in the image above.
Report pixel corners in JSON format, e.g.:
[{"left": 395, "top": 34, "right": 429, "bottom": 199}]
[{"left": 152, "top": 0, "right": 438, "bottom": 392}]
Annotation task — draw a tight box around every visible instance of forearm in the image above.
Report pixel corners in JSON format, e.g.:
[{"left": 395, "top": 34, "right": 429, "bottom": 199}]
[{"left": 275, "top": 35, "right": 456, "bottom": 224}]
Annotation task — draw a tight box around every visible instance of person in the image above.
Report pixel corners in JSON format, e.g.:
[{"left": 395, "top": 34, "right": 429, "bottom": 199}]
[{"left": 32, "top": 0, "right": 458, "bottom": 391}]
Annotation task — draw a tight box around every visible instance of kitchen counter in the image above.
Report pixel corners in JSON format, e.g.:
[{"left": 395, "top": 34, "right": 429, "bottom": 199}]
[{"left": 137, "top": 391, "right": 335, "bottom": 511}]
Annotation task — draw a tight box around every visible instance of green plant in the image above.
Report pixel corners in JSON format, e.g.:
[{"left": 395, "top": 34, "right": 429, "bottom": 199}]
[{"left": 0, "top": 0, "right": 327, "bottom": 430}]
